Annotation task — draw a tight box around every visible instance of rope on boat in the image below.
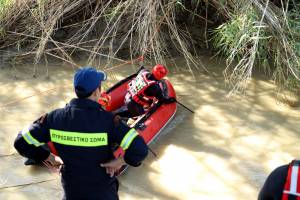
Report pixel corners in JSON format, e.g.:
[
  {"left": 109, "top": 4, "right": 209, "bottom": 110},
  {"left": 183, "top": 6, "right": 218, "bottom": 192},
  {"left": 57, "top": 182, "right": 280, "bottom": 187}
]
[
  {"left": 0, "top": 12, "right": 186, "bottom": 109},
  {"left": 0, "top": 56, "right": 143, "bottom": 108},
  {"left": 0, "top": 178, "right": 57, "bottom": 190},
  {"left": 0, "top": 153, "right": 18, "bottom": 158}
]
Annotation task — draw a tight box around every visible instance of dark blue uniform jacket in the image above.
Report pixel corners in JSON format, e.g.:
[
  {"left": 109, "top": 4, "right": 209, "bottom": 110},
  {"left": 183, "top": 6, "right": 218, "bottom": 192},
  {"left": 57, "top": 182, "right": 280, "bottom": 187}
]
[{"left": 14, "top": 98, "right": 148, "bottom": 200}]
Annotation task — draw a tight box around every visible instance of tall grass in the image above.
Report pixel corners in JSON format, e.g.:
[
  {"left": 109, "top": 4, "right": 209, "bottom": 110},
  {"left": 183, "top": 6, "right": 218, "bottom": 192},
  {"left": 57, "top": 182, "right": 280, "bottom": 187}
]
[
  {"left": 0, "top": 0, "right": 13, "bottom": 36},
  {"left": 0, "top": 0, "right": 299, "bottom": 97},
  {"left": 212, "top": 0, "right": 300, "bottom": 94},
  {"left": 0, "top": 0, "right": 203, "bottom": 77},
  {"left": 286, "top": 3, "right": 300, "bottom": 91},
  {"left": 0, "top": 0, "right": 11, "bottom": 13}
]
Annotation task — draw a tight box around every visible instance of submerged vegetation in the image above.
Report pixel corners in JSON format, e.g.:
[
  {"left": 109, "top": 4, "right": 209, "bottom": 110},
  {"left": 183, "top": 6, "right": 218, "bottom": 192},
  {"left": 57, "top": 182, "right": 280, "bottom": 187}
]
[{"left": 0, "top": 0, "right": 299, "bottom": 96}]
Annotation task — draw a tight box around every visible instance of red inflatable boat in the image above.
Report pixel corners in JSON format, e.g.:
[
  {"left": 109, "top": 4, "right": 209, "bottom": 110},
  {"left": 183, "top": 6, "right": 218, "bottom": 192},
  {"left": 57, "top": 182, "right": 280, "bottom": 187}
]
[
  {"left": 104, "top": 67, "right": 177, "bottom": 174},
  {"left": 105, "top": 67, "right": 177, "bottom": 157},
  {"left": 47, "top": 67, "right": 177, "bottom": 174}
]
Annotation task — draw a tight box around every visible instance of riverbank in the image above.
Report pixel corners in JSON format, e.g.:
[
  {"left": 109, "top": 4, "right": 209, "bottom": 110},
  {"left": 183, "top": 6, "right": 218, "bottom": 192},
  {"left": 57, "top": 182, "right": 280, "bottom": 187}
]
[{"left": 1, "top": 1, "right": 299, "bottom": 95}]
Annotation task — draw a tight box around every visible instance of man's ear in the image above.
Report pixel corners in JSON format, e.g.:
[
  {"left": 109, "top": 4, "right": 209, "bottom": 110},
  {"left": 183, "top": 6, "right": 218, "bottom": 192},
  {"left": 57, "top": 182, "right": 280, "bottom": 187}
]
[{"left": 97, "top": 87, "right": 102, "bottom": 95}]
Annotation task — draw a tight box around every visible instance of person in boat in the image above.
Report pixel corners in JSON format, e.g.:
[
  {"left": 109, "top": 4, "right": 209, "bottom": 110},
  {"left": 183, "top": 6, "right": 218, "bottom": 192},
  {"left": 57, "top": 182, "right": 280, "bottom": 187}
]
[
  {"left": 258, "top": 160, "right": 300, "bottom": 200},
  {"left": 14, "top": 67, "right": 148, "bottom": 200},
  {"left": 116, "top": 64, "right": 176, "bottom": 118}
]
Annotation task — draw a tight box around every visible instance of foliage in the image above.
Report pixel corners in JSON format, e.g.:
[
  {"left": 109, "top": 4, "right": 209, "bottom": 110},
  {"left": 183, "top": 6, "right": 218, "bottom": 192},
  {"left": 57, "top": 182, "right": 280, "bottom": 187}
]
[
  {"left": 0, "top": 0, "right": 12, "bottom": 17},
  {"left": 285, "top": 3, "right": 300, "bottom": 90},
  {"left": 0, "top": 0, "right": 299, "bottom": 95},
  {"left": 213, "top": 8, "right": 269, "bottom": 60},
  {"left": 0, "top": 0, "right": 202, "bottom": 76},
  {"left": 212, "top": 0, "right": 300, "bottom": 93}
]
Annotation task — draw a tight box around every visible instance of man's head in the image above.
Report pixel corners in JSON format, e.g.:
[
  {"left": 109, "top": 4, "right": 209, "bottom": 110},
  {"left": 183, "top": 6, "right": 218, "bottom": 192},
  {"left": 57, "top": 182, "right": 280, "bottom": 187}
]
[
  {"left": 151, "top": 64, "right": 168, "bottom": 80},
  {"left": 73, "top": 67, "right": 107, "bottom": 100}
]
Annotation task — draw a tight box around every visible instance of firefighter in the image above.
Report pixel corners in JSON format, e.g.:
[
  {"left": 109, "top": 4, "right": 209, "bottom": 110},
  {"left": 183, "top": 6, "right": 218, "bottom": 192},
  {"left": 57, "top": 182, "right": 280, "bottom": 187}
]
[
  {"left": 258, "top": 160, "right": 300, "bottom": 200},
  {"left": 116, "top": 64, "right": 176, "bottom": 118},
  {"left": 14, "top": 67, "right": 148, "bottom": 200}
]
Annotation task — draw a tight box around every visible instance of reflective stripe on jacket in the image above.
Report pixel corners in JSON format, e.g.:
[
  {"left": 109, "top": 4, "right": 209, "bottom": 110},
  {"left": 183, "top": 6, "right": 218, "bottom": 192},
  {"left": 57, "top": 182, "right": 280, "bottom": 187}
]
[
  {"left": 15, "top": 98, "right": 148, "bottom": 200},
  {"left": 282, "top": 160, "right": 300, "bottom": 200}
]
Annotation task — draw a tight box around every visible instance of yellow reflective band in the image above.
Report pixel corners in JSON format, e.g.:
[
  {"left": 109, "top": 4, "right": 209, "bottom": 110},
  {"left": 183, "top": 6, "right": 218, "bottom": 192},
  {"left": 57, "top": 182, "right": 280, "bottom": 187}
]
[
  {"left": 50, "top": 129, "right": 108, "bottom": 147},
  {"left": 21, "top": 127, "right": 45, "bottom": 147},
  {"left": 120, "top": 128, "right": 138, "bottom": 150}
]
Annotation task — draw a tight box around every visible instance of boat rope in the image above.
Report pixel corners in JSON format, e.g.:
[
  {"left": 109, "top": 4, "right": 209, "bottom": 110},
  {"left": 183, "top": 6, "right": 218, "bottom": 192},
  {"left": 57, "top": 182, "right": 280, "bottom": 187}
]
[
  {"left": 0, "top": 8, "right": 173, "bottom": 109},
  {"left": 0, "top": 178, "right": 57, "bottom": 190},
  {"left": 0, "top": 153, "right": 18, "bottom": 158},
  {"left": 0, "top": 56, "right": 144, "bottom": 108},
  {"left": 0, "top": 87, "right": 65, "bottom": 108}
]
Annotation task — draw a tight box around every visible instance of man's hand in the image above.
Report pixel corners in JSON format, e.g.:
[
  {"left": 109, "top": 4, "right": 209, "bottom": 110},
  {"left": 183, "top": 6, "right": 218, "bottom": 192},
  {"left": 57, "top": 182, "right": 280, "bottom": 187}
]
[
  {"left": 43, "top": 153, "right": 63, "bottom": 173},
  {"left": 101, "top": 157, "right": 126, "bottom": 177}
]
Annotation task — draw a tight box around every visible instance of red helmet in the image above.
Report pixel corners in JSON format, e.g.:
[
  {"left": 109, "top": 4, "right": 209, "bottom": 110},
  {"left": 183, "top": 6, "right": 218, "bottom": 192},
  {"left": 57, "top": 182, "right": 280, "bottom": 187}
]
[{"left": 152, "top": 64, "right": 168, "bottom": 80}]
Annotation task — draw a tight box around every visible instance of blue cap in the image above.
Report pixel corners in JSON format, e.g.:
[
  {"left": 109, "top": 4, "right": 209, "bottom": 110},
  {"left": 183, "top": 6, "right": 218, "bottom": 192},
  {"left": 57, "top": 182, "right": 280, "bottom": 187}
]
[{"left": 73, "top": 67, "right": 107, "bottom": 95}]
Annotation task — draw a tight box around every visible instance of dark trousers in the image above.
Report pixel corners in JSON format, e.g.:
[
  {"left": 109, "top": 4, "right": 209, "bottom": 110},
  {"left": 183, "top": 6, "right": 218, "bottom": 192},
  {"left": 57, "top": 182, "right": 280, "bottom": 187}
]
[
  {"left": 117, "top": 100, "right": 145, "bottom": 118},
  {"left": 258, "top": 165, "right": 289, "bottom": 200},
  {"left": 61, "top": 171, "right": 119, "bottom": 200}
]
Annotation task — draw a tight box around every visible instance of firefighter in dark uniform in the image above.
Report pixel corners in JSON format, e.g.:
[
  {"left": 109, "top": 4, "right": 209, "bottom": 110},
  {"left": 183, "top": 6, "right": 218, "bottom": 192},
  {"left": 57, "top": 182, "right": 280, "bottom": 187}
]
[
  {"left": 14, "top": 67, "right": 148, "bottom": 200},
  {"left": 116, "top": 64, "right": 176, "bottom": 118},
  {"left": 258, "top": 160, "right": 300, "bottom": 200}
]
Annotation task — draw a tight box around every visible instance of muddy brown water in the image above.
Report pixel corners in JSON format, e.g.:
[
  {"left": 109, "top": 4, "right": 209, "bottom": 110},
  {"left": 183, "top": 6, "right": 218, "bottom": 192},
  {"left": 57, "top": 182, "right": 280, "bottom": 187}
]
[{"left": 0, "top": 57, "right": 299, "bottom": 200}]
